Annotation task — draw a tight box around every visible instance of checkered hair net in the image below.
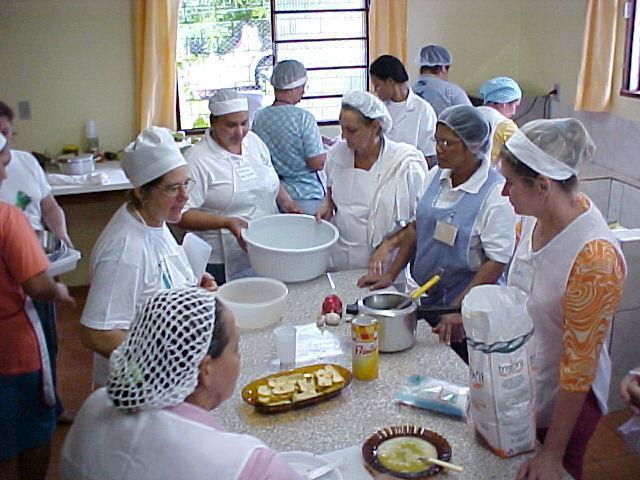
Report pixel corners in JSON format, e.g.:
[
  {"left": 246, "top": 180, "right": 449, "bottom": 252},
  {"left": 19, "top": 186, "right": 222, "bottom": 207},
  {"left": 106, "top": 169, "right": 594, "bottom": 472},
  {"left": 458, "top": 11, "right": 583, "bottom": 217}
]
[
  {"left": 479, "top": 76, "right": 522, "bottom": 104},
  {"left": 271, "top": 60, "right": 307, "bottom": 89},
  {"left": 341, "top": 90, "right": 392, "bottom": 133},
  {"left": 107, "top": 287, "right": 216, "bottom": 411}
]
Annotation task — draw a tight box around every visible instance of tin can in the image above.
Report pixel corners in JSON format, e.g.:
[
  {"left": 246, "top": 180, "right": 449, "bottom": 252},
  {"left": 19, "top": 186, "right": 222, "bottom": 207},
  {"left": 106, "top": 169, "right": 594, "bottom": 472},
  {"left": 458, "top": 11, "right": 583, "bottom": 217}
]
[{"left": 351, "top": 314, "right": 379, "bottom": 381}]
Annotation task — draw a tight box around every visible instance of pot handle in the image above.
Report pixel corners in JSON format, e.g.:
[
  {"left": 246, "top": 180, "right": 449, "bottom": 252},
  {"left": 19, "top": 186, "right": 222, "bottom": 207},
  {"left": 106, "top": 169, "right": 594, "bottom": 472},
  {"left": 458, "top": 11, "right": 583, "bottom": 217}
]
[{"left": 345, "top": 302, "right": 359, "bottom": 315}]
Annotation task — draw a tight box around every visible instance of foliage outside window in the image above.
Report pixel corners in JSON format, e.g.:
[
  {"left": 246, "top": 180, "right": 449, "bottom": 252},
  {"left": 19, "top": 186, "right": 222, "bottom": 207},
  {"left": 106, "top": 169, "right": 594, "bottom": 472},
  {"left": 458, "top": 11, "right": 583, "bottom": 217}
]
[
  {"left": 622, "top": 0, "right": 640, "bottom": 97},
  {"left": 176, "top": 0, "right": 369, "bottom": 131}
]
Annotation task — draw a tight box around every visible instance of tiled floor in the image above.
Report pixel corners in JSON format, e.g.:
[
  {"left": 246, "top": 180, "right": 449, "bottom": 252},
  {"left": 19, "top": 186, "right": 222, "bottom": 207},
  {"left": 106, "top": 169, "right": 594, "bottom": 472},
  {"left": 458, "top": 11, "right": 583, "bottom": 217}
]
[{"left": 46, "top": 287, "right": 640, "bottom": 479}]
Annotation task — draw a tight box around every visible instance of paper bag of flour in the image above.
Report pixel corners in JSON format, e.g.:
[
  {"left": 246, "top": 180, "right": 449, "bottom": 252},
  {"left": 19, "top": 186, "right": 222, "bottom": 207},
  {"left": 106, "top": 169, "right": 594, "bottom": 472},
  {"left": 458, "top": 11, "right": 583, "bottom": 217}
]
[{"left": 461, "top": 285, "right": 536, "bottom": 458}]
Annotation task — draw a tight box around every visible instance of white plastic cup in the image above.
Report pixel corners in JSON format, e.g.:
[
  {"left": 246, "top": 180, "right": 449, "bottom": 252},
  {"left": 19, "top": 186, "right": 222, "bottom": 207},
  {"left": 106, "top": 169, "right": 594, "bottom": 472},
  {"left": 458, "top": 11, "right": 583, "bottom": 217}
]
[{"left": 274, "top": 325, "right": 297, "bottom": 368}]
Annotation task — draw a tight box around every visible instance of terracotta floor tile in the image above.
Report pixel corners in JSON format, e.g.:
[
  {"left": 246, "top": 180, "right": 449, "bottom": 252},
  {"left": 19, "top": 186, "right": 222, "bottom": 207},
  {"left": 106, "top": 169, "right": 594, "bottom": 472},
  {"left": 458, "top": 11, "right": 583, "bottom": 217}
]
[
  {"left": 582, "top": 460, "right": 608, "bottom": 480},
  {"left": 596, "top": 454, "right": 640, "bottom": 479},
  {"left": 586, "top": 421, "right": 634, "bottom": 461}
]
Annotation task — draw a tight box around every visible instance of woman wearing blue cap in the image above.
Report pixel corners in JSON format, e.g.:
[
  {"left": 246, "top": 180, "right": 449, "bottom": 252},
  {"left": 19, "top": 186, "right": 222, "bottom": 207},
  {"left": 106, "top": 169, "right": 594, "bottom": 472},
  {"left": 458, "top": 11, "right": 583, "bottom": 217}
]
[{"left": 477, "top": 76, "right": 522, "bottom": 164}]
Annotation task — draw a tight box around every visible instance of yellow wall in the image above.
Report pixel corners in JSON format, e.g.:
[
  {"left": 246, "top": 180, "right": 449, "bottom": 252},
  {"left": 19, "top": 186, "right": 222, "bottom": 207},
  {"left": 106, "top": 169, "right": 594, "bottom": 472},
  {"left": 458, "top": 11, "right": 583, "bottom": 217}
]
[
  {"left": 406, "top": 0, "right": 524, "bottom": 96},
  {"left": 0, "top": 0, "right": 136, "bottom": 154}
]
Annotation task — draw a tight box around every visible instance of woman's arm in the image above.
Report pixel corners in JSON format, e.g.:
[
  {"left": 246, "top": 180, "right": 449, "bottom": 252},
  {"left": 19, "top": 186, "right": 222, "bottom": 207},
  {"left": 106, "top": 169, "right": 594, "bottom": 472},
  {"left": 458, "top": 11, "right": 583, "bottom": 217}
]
[
  {"left": 314, "top": 186, "right": 335, "bottom": 221},
  {"left": 357, "top": 222, "right": 417, "bottom": 289},
  {"left": 79, "top": 325, "right": 127, "bottom": 359},
  {"left": 22, "top": 271, "right": 75, "bottom": 306},
  {"left": 276, "top": 183, "right": 302, "bottom": 214},
  {"left": 178, "top": 210, "right": 247, "bottom": 250},
  {"left": 40, "top": 194, "right": 74, "bottom": 247}
]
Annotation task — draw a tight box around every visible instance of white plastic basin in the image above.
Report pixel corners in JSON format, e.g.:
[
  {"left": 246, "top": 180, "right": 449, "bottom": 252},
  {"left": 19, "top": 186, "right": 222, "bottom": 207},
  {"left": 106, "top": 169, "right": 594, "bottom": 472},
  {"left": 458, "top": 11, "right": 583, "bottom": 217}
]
[
  {"left": 242, "top": 214, "right": 339, "bottom": 283},
  {"left": 216, "top": 277, "right": 288, "bottom": 330}
]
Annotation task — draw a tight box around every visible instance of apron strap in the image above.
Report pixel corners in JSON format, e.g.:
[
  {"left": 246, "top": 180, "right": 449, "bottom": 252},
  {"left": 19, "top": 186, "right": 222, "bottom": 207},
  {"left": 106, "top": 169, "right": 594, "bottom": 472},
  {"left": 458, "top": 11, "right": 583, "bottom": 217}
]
[{"left": 24, "top": 298, "right": 56, "bottom": 407}]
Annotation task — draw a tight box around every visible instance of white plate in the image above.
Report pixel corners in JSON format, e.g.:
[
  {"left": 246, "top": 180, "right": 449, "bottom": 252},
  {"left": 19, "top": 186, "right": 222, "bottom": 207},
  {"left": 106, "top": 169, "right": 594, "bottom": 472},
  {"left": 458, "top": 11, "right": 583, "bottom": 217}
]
[{"left": 278, "top": 451, "right": 343, "bottom": 480}]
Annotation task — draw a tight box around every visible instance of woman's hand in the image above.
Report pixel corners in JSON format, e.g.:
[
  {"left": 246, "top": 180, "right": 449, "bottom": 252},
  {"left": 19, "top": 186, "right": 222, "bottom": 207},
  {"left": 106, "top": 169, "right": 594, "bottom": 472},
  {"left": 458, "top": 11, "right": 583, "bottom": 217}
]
[
  {"left": 620, "top": 368, "right": 640, "bottom": 415},
  {"left": 321, "top": 135, "right": 336, "bottom": 148},
  {"left": 199, "top": 273, "right": 218, "bottom": 292},
  {"left": 369, "top": 241, "right": 391, "bottom": 277},
  {"left": 516, "top": 450, "right": 563, "bottom": 480},
  {"left": 432, "top": 313, "right": 464, "bottom": 344},
  {"left": 279, "top": 198, "right": 303, "bottom": 214},
  {"left": 54, "top": 282, "right": 76, "bottom": 307},
  {"left": 315, "top": 202, "right": 334, "bottom": 222},
  {"left": 357, "top": 271, "right": 394, "bottom": 290},
  {"left": 225, "top": 217, "right": 248, "bottom": 251}
]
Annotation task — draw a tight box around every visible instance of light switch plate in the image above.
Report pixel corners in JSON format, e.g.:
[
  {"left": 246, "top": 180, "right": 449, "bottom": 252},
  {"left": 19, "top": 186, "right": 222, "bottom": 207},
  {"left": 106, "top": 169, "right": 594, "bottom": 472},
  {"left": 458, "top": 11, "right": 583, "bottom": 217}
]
[{"left": 17, "top": 101, "right": 31, "bottom": 120}]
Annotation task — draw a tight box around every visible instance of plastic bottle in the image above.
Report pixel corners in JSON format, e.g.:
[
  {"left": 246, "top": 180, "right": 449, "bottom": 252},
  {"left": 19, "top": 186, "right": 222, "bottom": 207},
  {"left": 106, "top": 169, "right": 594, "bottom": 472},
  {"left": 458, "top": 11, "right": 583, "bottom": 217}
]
[{"left": 85, "top": 120, "right": 99, "bottom": 153}]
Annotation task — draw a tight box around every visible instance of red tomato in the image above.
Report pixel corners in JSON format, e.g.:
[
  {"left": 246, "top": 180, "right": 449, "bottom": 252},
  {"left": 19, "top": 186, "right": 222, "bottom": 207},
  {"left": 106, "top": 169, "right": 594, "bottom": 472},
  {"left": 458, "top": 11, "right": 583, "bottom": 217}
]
[{"left": 322, "top": 294, "right": 343, "bottom": 316}]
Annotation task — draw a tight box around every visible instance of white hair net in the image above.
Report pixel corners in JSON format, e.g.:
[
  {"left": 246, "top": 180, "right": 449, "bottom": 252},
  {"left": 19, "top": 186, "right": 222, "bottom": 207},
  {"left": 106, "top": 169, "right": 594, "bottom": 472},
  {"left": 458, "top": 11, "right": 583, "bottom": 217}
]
[
  {"left": 208, "top": 88, "right": 248, "bottom": 116},
  {"left": 122, "top": 126, "right": 187, "bottom": 187},
  {"left": 0, "top": 132, "right": 6, "bottom": 151},
  {"left": 479, "top": 76, "right": 522, "bottom": 104},
  {"left": 107, "top": 288, "right": 216, "bottom": 411},
  {"left": 415, "top": 45, "right": 452, "bottom": 67},
  {"left": 438, "top": 105, "right": 490, "bottom": 161},
  {"left": 271, "top": 60, "right": 307, "bottom": 90},
  {"left": 505, "top": 118, "right": 595, "bottom": 180},
  {"left": 341, "top": 90, "right": 392, "bottom": 133}
]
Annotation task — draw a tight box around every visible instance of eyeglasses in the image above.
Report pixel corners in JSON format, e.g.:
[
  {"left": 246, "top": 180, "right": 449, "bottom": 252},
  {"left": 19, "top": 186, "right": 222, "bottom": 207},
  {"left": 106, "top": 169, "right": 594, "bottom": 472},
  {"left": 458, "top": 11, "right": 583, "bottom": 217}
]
[
  {"left": 435, "top": 138, "right": 460, "bottom": 149},
  {"left": 156, "top": 178, "right": 195, "bottom": 197}
]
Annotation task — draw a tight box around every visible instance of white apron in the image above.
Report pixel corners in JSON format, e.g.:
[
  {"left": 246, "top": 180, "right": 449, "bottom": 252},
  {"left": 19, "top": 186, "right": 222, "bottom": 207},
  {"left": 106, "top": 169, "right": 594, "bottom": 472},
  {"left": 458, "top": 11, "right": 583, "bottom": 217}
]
[
  {"left": 330, "top": 161, "right": 381, "bottom": 270},
  {"left": 507, "top": 202, "right": 625, "bottom": 427},
  {"left": 221, "top": 162, "right": 279, "bottom": 280},
  {"left": 25, "top": 297, "right": 55, "bottom": 407}
]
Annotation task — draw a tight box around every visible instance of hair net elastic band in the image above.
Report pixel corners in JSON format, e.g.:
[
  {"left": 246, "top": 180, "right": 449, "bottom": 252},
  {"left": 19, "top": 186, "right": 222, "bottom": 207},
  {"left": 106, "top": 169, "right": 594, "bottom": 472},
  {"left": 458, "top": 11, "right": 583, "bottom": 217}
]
[
  {"left": 209, "top": 98, "right": 248, "bottom": 115},
  {"left": 506, "top": 130, "right": 577, "bottom": 180},
  {"left": 277, "top": 76, "right": 307, "bottom": 90}
]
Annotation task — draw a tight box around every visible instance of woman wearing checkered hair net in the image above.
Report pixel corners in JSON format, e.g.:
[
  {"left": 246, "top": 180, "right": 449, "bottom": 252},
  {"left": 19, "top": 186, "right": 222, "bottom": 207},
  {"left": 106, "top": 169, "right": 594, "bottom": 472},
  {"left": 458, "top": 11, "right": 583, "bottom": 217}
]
[
  {"left": 315, "top": 90, "right": 429, "bottom": 285},
  {"left": 60, "top": 288, "right": 304, "bottom": 480}
]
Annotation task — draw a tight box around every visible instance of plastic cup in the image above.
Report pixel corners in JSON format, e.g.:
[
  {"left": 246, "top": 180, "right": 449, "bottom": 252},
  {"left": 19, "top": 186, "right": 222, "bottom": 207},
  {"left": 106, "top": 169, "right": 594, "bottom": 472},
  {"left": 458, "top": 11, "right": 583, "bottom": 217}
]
[{"left": 274, "top": 325, "right": 297, "bottom": 368}]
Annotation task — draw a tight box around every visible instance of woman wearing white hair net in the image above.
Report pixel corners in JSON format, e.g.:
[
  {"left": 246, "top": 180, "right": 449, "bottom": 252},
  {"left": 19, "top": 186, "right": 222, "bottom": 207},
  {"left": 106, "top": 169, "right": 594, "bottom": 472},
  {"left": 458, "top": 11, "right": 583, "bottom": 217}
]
[
  {"left": 476, "top": 76, "right": 522, "bottom": 164},
  {"left": 80, "top": 126, "right": 216, "bottom": 387},
  {"left": 500, "top": 119, "right": 626, "bottom": 480},
  {"left": 178, "top": 88, "right": 301, "bottom": 284},
  {"left": 62, "top": 288, "right": 303, "bottom": 480},
  {"left": 359, "top": 105, "right": 516, "bottom": 362},
  {"left": 252, "top": 60, "right": 327, "bottom": 215},
  {"left": 315, "top": 90, "right": 428, "bottom": 275}
]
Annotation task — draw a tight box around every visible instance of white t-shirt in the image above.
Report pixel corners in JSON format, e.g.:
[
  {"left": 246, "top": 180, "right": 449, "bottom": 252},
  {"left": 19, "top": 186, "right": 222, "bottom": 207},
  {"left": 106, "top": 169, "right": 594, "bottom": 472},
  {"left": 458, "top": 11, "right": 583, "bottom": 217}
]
[
  {"left": 421, "top": 157, "right": 516, "bottom": 267},
  {"left": 384, "top": 90, "right": 437, "bottom": 157},
  {"left": 0, "top": 150, "right": 51, "bottom": 230},
  {"left": 184, "top": 131, "right": 278, "bottom": 264},
  {"left": 80, "top": 205, "right": 197, "bottom": 384}
]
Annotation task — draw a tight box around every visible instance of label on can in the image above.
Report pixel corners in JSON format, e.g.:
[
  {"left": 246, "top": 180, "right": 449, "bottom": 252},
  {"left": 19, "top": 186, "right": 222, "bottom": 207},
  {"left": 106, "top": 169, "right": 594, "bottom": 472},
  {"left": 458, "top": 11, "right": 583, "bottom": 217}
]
[{"left": 352, "top": 314, "right": 378, "bottom": 381}]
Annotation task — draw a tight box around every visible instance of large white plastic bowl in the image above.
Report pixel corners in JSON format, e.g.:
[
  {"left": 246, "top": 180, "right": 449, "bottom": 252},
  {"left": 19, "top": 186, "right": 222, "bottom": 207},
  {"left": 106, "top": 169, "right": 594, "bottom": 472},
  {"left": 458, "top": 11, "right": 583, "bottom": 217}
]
[
  {"left": 217, "top": 277, "right": 288, "bottom": 330},
  {"left": 242, "top": 214, "right": 339, "bottom": 283}
]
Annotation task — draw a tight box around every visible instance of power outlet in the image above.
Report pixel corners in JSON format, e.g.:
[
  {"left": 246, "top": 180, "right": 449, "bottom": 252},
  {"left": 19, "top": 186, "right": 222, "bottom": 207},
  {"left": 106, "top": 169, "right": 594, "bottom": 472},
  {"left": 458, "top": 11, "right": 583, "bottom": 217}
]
[{"left": 551, "top": 83, "right": 560, "bottom": 101}]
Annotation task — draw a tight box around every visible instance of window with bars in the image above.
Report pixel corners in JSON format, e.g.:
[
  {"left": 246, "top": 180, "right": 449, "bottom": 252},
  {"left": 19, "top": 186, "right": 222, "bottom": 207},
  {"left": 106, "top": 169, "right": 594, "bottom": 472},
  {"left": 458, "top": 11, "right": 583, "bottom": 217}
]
[
  {"left": 176, "top": 0, "right": 369, "bottom": 131},
  {"left": 622, "top": 0, "right": 640, "bottom": 97}
]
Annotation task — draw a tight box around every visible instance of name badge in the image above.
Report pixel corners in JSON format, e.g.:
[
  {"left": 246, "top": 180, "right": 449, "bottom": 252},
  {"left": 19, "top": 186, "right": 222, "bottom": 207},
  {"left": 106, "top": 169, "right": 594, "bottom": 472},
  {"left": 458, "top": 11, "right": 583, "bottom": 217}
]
[
  {"left": 434, "top": 220, "right": 458, "bottom": 246},
  {"left": 509, "top": 257, "right": 534, "bottom": 293}
]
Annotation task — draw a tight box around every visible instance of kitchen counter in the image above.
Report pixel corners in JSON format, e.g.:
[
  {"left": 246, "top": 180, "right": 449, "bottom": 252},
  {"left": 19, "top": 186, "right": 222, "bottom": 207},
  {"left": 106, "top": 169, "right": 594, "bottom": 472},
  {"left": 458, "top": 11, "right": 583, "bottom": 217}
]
[
  {"left": 216, "top": 270, "right": 570, "bottom": 479},
  {"left": 48, "top": 160, "right": 131, "bottom": 196}
]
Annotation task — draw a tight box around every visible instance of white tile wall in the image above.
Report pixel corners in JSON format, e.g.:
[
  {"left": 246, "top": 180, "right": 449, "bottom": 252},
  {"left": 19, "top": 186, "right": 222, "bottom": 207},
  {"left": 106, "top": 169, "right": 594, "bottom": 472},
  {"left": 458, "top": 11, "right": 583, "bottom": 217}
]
[
  {"left": 620, "top": 185, "right": 640, "bottom": 229},
  {"left": 609, "top": 180, "right": 624, "bottom": 224},
  {"left": 579, "top": 179, "right": 611, "bottom": 219},
  {"left": 608, "top": 308, "right": 640, "bottom": 411}
]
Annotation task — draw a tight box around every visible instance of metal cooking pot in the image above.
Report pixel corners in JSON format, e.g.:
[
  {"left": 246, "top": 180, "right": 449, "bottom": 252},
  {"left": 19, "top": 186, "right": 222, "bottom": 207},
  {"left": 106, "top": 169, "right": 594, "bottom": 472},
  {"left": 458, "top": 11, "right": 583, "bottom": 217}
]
[
  {"left": 357, "top": 292, "right": 461, "bottom": 353},
  {"left": 36, "top": 230, "right": 67, "bottom": 262}
]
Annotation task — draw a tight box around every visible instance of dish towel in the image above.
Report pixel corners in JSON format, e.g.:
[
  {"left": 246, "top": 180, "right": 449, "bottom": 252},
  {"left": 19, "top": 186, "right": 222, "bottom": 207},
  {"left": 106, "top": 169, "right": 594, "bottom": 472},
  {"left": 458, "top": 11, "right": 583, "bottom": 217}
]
[{"left": 46, "top": 172, "right": 108, "bottom": 185}]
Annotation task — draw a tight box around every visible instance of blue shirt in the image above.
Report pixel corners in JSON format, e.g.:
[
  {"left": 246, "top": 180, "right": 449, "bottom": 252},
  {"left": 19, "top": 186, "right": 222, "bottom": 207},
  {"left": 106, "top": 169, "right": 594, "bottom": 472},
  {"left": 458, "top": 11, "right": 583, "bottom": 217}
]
[
  {"left": 411, "top": 75, "right": 471, "bottom": 116},
  {"left": 252, "top": 105, "right": 325, "bottom": 200}
]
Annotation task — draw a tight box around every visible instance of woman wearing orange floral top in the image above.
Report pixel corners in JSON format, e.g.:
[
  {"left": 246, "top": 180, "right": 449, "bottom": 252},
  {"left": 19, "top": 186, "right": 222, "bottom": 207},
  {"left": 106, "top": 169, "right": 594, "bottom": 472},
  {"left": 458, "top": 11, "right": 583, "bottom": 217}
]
[{"left": 499, "top": 118, "right": 626, "bottom": 480}]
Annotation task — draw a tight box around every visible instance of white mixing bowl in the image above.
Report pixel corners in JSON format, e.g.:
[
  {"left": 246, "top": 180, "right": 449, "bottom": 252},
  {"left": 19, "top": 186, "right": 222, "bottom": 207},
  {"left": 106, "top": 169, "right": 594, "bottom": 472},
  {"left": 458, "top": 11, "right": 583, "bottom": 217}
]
[
  {"left": 242, "top": 214, "right": 339, "bottom": 283},
  {"left": 217, "top": 277, "right": 288, "bottom": 330}
]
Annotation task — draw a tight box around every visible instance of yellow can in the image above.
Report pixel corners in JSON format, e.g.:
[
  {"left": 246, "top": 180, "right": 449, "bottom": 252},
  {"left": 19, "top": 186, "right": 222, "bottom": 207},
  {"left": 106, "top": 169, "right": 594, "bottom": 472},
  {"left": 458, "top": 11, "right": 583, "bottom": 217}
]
[{"left": 351, "top": 314, "right": 379, "bottom": 381}]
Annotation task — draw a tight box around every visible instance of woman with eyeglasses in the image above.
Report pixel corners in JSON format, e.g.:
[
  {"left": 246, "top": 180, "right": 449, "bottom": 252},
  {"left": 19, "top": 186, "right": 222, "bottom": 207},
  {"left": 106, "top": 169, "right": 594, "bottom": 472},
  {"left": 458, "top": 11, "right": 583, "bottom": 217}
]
[
  {"left": 358, "top": 105, "right": 516, "bottom": 362},
  {"left": 80, "top": 127, "right": 217, "bottom": 387}
]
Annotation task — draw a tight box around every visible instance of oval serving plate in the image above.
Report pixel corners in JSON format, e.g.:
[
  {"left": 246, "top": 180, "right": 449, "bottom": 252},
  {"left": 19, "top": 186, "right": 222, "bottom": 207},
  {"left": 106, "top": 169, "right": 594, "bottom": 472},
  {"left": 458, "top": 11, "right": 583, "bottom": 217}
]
[
  {"left": 241, "top": 363, "right": 352, "bottom": 414},
  {"left": 362, "top": 425, "right": 452, "bottom": 479}
]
